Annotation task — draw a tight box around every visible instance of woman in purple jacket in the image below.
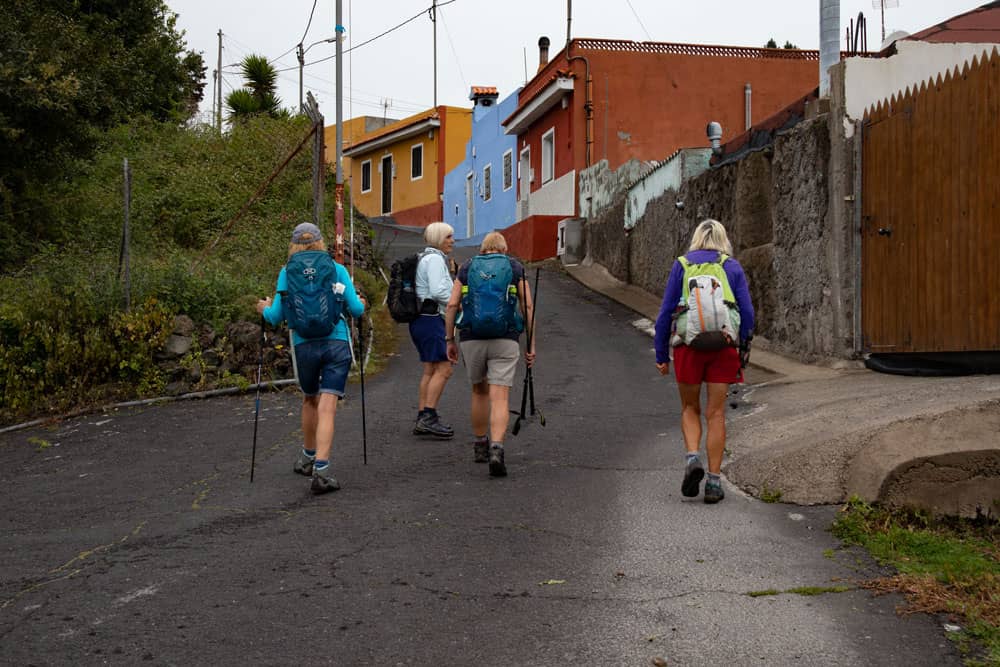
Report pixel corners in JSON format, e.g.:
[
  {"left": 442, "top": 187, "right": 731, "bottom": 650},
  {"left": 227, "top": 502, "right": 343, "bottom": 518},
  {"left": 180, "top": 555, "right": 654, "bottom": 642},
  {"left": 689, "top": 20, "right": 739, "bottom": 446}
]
[{"left": 653, "top": 219, "right": 755, "bottom": 504}]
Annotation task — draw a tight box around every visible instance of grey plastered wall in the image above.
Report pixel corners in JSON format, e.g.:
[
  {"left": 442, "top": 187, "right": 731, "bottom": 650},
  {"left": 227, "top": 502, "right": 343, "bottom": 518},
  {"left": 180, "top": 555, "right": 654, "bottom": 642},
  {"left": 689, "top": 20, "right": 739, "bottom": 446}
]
[{"left": 586, "top": 114, "right": 856, "bottom": 361}]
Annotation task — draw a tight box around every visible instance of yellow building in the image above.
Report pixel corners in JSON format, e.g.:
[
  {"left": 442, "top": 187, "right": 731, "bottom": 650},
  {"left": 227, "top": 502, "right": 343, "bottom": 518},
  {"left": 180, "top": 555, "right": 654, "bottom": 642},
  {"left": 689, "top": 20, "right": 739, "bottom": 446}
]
[
  {"left": 342, "top": 106, "right": 471, "bottom": 227},
  {"left": 323, "top": 116, "right": 399, "bottom": 190}
]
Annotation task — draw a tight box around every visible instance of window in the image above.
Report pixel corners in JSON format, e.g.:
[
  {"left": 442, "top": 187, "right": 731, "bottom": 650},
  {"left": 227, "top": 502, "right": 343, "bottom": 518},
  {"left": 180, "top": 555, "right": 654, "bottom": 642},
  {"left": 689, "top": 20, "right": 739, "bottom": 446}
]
[
  {"left": 502, "top": 150, "right": 513, "bottom": 191},
  {"left": 483, "top": 164, "right": 492, "bottom": 201},
  {"left": 541, "top": 128, "right": 555, "bottom": 184},
  {"left": 361, "top": 160, "right": 372, "bottom": 193},
  {"left": 411, "top": 143, "right": 423, "bottom": 180}
]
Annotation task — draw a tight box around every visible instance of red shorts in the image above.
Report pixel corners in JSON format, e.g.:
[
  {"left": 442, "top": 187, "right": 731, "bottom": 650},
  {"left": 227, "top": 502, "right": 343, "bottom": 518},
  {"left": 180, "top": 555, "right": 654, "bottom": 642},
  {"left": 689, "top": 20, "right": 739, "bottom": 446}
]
[{"left": 672, "top": 345, "right": 743, "bottom": 385}]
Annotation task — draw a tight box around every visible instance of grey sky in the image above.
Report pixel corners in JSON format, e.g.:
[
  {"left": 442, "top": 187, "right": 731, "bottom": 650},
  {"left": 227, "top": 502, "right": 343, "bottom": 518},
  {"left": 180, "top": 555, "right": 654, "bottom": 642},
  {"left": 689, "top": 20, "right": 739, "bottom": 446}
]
[{"left": 167, "top": 0, "right": 986, "bottom": 124}]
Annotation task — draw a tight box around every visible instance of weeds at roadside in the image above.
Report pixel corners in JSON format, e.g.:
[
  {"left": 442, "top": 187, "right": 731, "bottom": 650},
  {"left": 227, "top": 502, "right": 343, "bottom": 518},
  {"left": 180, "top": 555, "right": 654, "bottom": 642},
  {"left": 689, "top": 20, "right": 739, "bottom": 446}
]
[
  {"left": 745, "top": 585, "right": 852, "bottom": 598},
  {"left": 760, "top": 485, "right": 783, "bottom": 503},
  {"left": 832, "top": 497, "right": 1000, "bottom": 664}
]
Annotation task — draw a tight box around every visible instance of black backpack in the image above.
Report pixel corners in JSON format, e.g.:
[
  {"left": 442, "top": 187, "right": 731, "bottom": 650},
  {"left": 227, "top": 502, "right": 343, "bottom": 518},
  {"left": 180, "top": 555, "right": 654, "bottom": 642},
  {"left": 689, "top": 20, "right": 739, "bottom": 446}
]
[{"left": 387, "top": 252, "right": 424, "bottom": 323}]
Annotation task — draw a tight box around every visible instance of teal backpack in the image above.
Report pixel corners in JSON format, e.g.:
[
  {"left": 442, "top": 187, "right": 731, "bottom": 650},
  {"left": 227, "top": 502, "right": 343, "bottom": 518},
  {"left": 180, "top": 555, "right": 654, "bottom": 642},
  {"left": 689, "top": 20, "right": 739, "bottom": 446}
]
[
  {"left": 280, "top": 250, "right": 345, "bottom": 339},
  {"left": 458, "top": 254, "right": 524, "bottom": 338}
]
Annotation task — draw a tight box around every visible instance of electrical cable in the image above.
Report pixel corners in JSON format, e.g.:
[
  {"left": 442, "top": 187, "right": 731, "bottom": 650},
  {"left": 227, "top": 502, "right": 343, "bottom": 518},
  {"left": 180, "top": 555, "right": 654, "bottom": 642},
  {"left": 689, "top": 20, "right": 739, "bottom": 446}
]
[
  {"left": 623, "top": 0, "right": 653, "bottom": 41},
  {"left": 299, "top": 0, "right": 319, "bottom": 45}
]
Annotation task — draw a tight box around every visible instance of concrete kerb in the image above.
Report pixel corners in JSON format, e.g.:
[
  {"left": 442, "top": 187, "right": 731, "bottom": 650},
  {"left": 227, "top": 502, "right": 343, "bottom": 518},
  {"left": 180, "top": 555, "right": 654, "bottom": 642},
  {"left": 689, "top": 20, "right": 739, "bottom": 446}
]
[{"left": 564, "top": 259, "right": 1000, "bottom": 516}]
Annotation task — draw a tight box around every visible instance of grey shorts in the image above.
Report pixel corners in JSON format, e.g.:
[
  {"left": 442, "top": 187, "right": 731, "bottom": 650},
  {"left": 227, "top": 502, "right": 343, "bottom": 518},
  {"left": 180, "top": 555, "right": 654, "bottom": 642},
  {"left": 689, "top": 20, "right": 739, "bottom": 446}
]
[{"left": 460, "top": 338, "right": 520, "bottom": 387}]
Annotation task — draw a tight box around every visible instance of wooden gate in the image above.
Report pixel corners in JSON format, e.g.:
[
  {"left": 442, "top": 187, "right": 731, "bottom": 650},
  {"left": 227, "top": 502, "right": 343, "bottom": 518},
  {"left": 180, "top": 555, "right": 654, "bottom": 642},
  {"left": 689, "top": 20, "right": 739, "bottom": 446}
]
[{"left": 861, "top": 49, "right": 1000, "bottom": 353}]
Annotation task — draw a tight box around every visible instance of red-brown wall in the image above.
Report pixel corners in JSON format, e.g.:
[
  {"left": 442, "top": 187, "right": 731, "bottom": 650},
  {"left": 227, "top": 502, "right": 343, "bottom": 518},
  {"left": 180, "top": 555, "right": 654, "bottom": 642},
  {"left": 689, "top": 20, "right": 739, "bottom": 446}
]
[
  {"left": 392, "top": 201, "right": 444, "bottom": 228},
  {"left": 515, "top": 41, "right": 821, "bottom": 177},
  {"left": 515, "top": 104, "right": 574, "bottom": 199},
  {"left": 502, "top": 214, "right": 564, "bottom": 262}
]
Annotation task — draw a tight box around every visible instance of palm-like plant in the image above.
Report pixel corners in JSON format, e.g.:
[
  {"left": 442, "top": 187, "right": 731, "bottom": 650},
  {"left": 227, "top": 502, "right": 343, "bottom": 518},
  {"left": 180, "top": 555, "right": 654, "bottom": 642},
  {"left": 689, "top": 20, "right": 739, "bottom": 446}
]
[{"left": 225, "top": 54, "right": 285, "bottom": 123}]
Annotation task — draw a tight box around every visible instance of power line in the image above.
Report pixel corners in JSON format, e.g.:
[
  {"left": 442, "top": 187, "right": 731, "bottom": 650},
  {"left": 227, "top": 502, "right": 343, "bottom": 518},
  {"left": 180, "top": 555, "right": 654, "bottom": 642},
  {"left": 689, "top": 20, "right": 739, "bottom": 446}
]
[
  {"left": 299, "top": 0, "right": 319, "bottom": 45},
  {"left": 623, "top": 0, "right": 653, "bottom": 41},
  {"left": 439, "top": 3, "right": 467, "bottom": 91}
]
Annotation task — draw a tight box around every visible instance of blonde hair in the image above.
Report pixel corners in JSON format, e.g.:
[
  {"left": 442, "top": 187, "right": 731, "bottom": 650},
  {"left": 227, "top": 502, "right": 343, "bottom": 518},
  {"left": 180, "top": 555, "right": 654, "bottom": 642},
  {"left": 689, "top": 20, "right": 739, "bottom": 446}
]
[
  {"left": 480, "top": 231, "right": 508, "bottom": 254},
  {"left": 424, "top": 222, "right": 454, "bottom": 249},
  {"left": 688, "top": 219, "right": 733, "bottom": 255},
  {"left": 288, "top": 239, "right": 326, "bottom": 258}
]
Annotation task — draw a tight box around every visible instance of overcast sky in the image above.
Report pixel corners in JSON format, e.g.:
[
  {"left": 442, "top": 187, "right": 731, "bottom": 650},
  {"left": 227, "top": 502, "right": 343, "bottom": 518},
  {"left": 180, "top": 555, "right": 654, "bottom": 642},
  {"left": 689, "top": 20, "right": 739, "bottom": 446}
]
[{"left": 167, "top": 0, "right": 986, "bottom": 124}]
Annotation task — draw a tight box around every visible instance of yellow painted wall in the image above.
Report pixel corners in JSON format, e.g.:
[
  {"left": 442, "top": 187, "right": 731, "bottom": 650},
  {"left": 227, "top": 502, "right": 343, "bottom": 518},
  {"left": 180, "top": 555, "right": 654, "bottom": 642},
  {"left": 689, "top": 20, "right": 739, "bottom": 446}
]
[{"left": 347, "top": 107, "right": 472, "bottom": 222}]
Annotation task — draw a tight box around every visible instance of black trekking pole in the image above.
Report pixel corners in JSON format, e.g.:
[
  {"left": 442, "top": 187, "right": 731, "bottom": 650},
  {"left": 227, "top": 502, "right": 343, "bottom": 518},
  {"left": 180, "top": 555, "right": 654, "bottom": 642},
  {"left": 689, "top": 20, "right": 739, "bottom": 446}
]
[
  {"left": 250, "top": 315, "right": 265, "bottom": 483},
  {"left": 526, "top": 267, "right": 545, "bottom": 426},
  {"left": 357, "top": 315, "right": 368, "bottom": 465}
]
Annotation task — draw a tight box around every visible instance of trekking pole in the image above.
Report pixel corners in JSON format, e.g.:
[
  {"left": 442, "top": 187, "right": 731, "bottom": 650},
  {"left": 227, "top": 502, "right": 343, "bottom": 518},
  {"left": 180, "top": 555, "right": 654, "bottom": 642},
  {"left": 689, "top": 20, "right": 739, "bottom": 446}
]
[
  {"left": 527, "top": 267, "right": 545, "bottom": 426},
  {"left": 357, "top": 314, "right": 368, "bottom": 465},
  {"left": 250, "top": 315, "right": 265, "bottom": 483}
]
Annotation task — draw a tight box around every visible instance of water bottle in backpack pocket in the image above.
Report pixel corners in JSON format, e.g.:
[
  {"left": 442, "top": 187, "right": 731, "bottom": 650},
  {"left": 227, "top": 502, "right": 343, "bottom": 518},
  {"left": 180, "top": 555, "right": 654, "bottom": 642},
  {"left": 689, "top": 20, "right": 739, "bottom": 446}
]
[
  {"left": 457, "top": 254, "right": 524, "bottom": 338},
  {"left": 281, "top": 250, "right": 345, "bottom": 339},
  {"left": 671, "top": 254, "right": 741, "bottom": 351}
]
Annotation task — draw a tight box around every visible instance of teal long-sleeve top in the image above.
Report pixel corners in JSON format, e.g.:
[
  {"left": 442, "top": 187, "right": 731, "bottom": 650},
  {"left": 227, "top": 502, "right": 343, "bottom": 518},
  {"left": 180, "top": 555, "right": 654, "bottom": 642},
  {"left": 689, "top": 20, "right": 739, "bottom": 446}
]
[{"left": 262, "top": 261, "right": 365, "bottom": 346}]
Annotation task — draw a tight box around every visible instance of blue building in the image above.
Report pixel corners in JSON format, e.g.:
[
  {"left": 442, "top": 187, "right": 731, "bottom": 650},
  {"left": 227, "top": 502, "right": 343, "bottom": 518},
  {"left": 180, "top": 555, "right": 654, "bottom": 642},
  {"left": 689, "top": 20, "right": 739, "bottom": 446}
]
[{"left": 443, "top": 87, "right": 520, "bottom": 243}]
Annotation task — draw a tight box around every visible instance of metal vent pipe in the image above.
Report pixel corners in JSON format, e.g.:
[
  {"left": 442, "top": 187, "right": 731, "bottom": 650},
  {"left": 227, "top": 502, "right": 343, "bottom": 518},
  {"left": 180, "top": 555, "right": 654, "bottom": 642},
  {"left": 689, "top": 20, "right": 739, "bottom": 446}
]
[{"left": 819, "top": 0, "right": 841, "bottom": 97}]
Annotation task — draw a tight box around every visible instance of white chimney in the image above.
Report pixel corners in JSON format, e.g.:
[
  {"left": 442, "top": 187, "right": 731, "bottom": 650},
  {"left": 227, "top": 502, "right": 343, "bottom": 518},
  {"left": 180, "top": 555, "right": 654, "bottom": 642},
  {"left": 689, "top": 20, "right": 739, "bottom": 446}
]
[{"left": 819, "top": 0, "right": 840, "bottom": 97}]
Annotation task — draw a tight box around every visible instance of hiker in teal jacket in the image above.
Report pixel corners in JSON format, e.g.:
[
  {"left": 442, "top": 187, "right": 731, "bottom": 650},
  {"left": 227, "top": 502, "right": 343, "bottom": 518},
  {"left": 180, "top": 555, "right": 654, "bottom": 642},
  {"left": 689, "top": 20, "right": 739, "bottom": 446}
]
[{"left": 257, "top": 222, "right": 365, "bottom": 494}]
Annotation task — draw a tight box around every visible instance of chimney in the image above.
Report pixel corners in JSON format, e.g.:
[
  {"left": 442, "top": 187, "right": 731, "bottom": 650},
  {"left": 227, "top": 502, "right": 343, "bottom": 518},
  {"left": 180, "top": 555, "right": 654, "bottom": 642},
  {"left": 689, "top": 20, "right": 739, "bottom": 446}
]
[
  {"left": 819, "top": 0, "right": 840, "bottom": 97},
  {"left": 469, "top": 86, "right": 500, "bottom": 108},
  {"left": 538, "top": 36, "right": 551, "bottom": 73}
]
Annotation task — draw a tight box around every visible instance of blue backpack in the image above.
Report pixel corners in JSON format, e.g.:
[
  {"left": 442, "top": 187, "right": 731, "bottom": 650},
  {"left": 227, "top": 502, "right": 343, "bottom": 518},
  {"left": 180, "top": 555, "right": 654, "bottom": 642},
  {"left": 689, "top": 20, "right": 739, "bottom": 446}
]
[
  {"left": 458, "top": 254, "right": 524, "bottom": 338},
  {"left": 280, "top": 250, "right": 345, "bottom": 339}
]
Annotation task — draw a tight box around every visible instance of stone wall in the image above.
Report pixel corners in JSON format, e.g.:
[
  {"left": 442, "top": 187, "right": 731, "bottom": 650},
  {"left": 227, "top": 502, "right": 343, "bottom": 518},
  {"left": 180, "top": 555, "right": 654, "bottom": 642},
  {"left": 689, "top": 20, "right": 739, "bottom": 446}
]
[{"left": 586, "top": 115, "right": 854, "bottom": 361}]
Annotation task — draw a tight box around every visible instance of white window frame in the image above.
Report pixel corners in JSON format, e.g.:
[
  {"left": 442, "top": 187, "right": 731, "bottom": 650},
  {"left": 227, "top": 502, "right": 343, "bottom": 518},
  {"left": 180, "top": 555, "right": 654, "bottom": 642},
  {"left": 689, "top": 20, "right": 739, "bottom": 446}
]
[
  {"left": 410, "top": 143, "right": 424, "bottom": 181},
  {"left": 518, "top": 146, "right": 531, "bottom": 201},
  {"left": 360, "top": 160, "right": 372, "bottom": 193},
  {"left": 502, "top": 149, "right": 513, "bottom": 191},
  {"left": 483, "top": 164, "right": 492, "bottom": 202},
  {"left": 541, "top": 127, "right": 555, "bottom": 184}
]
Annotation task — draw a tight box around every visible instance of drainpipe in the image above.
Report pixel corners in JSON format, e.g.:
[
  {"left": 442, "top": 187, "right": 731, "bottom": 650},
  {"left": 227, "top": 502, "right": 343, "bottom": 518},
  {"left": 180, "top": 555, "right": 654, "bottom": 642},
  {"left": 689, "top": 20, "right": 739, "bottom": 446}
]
[
  {"left": 744, "top": 82, "right": 752, "bottom": 130},
  {"left": 566, "top": 39, "right": 593, "bottom": 170},
  {"left": 819, "top": 0, "right": 840, "bottom": 97}
]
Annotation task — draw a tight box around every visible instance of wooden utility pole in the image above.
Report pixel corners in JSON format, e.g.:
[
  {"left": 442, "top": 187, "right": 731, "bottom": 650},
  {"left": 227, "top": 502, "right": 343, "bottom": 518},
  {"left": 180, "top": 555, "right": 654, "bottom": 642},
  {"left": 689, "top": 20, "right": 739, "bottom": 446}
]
[
  {"left": 216, "top": 29, "right": 223, "bottom": 131},
  {"left": 120, "top": 158, "right": 132, "bottom": 311},
  {"left": 304, "top": 93, "right": 324, "bottom": 229}
]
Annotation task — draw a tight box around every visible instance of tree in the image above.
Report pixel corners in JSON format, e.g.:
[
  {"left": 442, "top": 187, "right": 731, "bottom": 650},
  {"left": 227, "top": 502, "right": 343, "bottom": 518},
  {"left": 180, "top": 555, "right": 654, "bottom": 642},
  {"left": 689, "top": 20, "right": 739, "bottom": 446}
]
[
  {"left": 0, "top": 0, "right": 206, "bottom": 268},
  {"left": 225, "top": 55, "right": 286, "bottom": 123},
  {"left": 764, "top": 38, "right": 799, "bottom": 49}
]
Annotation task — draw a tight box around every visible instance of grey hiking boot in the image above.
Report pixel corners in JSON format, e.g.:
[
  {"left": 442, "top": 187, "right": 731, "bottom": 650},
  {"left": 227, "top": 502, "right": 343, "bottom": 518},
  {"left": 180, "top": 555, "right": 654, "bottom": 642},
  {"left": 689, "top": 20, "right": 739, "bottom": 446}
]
[
  {"left": 293, "top": 451, "right": 315, "bottom": 476},
  {"left": 413, "top": 411, "right": 454, "bottom": 439},
  {"left": 488, "top": 443, "right": 507, "bottom": 477},
  {"left": 703, "top": 477, "right": 725, "bottom": 504},
  {"left": 473, "top": 439, "right": 490, "bottom": 463},
  {"left": 311, "top": 467, "right": 341, "bottom": 495},
  {"left": 681, "top": 456, "right": 705, "bottom": 497}
]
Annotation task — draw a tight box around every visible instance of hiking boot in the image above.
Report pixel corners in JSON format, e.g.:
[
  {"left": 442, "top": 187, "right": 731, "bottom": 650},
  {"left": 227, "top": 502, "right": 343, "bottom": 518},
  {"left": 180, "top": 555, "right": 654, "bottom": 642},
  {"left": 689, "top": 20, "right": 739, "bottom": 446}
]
[
  {"left": 473, "top": 439, "right": 490, "bottom": 463},
  {"left": 293, "top": 451, "right": 315, "bottom": 476},
  {"left": 703, "top": 478, "right": 725, "bottom": 504},
  {"left": 488, "top": 443, "right": 507, "bottom": 477},
  {"left": 681, "top": 457, "right": 705, "bottom": 497},
  {"left": 413, "top": 412, "right": 454, "bottom": 439},
  {"left": 311, "top": 468, "right": 341, "bottom": 495}
]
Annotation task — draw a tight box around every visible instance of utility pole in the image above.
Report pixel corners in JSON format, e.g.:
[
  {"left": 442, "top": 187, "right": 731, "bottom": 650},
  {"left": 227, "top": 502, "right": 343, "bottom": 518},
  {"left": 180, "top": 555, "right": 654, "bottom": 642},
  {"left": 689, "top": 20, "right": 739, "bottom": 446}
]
[
  {"left": 297, "top": 43, "right": 305, "bottom": 112},
  {"left": 431, "top": 0, "right": 437, "bottom": 108},
  {"left": 216, "top": 29, "right": 223, "bottom": 131},
  {"left": 334, "top": 0, "right": 345, "bottom": 263}
]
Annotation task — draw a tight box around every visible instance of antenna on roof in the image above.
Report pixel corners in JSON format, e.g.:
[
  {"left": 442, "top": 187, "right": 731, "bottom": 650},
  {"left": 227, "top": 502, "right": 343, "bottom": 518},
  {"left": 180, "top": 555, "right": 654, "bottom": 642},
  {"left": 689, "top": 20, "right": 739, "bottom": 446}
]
[
  {"left": 872, "top": 0, "right": 900, "bottom": 44},
  {"left": 381, "top": 98, "right": 392, "bottom": 123}
]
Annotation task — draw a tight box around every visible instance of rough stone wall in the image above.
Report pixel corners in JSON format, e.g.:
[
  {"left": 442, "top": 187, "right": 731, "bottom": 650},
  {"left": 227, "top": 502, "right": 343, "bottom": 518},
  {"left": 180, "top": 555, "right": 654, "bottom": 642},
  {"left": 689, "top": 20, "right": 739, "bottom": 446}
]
[{"left": 586, "top": 116, "right": 850, "bottom": 361}]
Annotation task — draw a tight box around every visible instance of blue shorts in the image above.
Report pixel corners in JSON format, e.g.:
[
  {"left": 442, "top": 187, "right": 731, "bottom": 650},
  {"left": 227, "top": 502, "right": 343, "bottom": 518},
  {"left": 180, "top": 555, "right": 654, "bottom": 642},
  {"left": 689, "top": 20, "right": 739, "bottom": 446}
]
[
  {"left": 294, "top": 339, "right": 353, "bottom": 397},
  {"left": 408, "top": 314, "right": 447, "bottom": 363}
]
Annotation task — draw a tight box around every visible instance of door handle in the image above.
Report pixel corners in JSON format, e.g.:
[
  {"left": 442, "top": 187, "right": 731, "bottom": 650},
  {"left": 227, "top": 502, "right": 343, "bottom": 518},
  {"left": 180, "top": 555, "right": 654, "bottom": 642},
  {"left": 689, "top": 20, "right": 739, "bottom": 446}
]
[{"left": 877, "top": 227, "right": 892, "bottom": 237}]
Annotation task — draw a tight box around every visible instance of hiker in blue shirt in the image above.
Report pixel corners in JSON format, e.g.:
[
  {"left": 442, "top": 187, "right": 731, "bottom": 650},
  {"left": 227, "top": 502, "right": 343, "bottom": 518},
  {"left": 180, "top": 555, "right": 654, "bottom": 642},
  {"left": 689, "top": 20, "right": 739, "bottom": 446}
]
[
  {"left": 444, "top": 231, "right": 535, "bottom": 477},
  {"left": 409, "top": 222, "right": 457, "bottom": 439},
  {"left": 257, "top": 222, "right": 366, "bottom": 494},
  {"left": 653, "top": 219, "right": 754, "bottom": 504}
]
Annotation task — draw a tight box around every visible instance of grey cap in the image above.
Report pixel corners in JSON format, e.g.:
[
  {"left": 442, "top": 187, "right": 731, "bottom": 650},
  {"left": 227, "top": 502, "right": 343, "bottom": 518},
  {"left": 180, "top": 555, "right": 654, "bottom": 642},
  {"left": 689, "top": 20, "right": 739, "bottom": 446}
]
[{"left": 291, "top": 222, "right": 322, "bottom": 244}]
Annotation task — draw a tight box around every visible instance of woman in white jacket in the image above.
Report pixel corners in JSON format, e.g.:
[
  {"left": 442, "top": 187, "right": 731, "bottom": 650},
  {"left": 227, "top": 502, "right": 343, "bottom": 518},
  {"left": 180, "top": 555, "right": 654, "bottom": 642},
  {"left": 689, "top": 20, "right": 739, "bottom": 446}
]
[{"left": 410, "top": 222, "right": 456, "bottom": 438}]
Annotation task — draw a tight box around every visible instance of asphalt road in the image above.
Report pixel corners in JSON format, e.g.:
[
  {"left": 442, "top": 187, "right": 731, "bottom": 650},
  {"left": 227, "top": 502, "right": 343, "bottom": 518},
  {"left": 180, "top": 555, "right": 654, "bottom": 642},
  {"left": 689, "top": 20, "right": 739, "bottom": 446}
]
[{"left": 0, "top": 267, "right": 961, "bottom": 666}]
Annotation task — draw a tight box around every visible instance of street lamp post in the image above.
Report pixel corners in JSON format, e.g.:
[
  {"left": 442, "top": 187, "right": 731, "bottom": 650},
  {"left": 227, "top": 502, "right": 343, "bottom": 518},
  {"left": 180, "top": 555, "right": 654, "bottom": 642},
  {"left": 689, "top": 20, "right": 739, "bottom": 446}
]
[{"left": 298, "top": 37, "right": 336, "bottom": 112}]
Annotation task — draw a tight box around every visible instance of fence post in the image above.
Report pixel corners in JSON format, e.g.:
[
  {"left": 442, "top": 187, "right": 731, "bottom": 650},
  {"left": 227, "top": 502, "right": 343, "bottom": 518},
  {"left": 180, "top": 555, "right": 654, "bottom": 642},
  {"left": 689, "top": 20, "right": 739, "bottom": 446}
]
[{"left": 120, "top": 157, "right": 132, "bottom": 311}]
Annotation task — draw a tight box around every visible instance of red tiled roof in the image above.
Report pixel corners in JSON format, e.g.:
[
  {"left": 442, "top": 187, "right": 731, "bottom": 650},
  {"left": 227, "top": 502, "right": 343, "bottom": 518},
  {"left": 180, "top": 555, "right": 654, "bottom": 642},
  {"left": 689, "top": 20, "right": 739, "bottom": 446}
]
[
  {"left": 470, "top": 86, "right": 498, "bottom": 96},
  {"left": 905, "top": 1, "right": 1000, "bottom": 44}
]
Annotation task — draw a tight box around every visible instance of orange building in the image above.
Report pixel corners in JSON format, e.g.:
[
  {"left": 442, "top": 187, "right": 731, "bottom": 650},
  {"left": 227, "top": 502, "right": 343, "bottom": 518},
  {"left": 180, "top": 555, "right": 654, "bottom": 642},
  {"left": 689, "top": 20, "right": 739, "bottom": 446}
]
[
  {"left": 324, "top": 116, "right": 399, "bottom": 189},
  {"left": 501, "top": 37, "right": 822, "bottom": 259},
  {"left": 343, "top": 106, "right": 472, "bottom": 227}
]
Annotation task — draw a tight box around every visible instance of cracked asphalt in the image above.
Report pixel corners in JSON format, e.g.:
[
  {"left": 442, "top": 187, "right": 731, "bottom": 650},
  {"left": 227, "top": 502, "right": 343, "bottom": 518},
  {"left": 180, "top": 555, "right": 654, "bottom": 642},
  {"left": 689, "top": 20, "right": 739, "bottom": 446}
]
[{"left": 0, "top": 267, "right": 961, "bottom": 666}]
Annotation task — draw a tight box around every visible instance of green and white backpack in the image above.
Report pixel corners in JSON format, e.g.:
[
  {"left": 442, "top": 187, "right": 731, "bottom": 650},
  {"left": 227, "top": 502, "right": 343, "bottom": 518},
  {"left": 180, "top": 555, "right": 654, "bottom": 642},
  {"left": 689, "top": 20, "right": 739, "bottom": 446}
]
[{"left": 672, "top": 253, "right": 741, "bottom": 350}]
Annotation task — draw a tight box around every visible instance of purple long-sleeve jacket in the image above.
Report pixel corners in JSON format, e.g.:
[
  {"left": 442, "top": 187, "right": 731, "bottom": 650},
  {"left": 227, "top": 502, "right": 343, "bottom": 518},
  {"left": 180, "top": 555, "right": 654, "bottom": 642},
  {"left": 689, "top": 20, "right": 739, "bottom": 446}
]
[{"left": 653, "top": 249, "right": 755, "bottom": 364}]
